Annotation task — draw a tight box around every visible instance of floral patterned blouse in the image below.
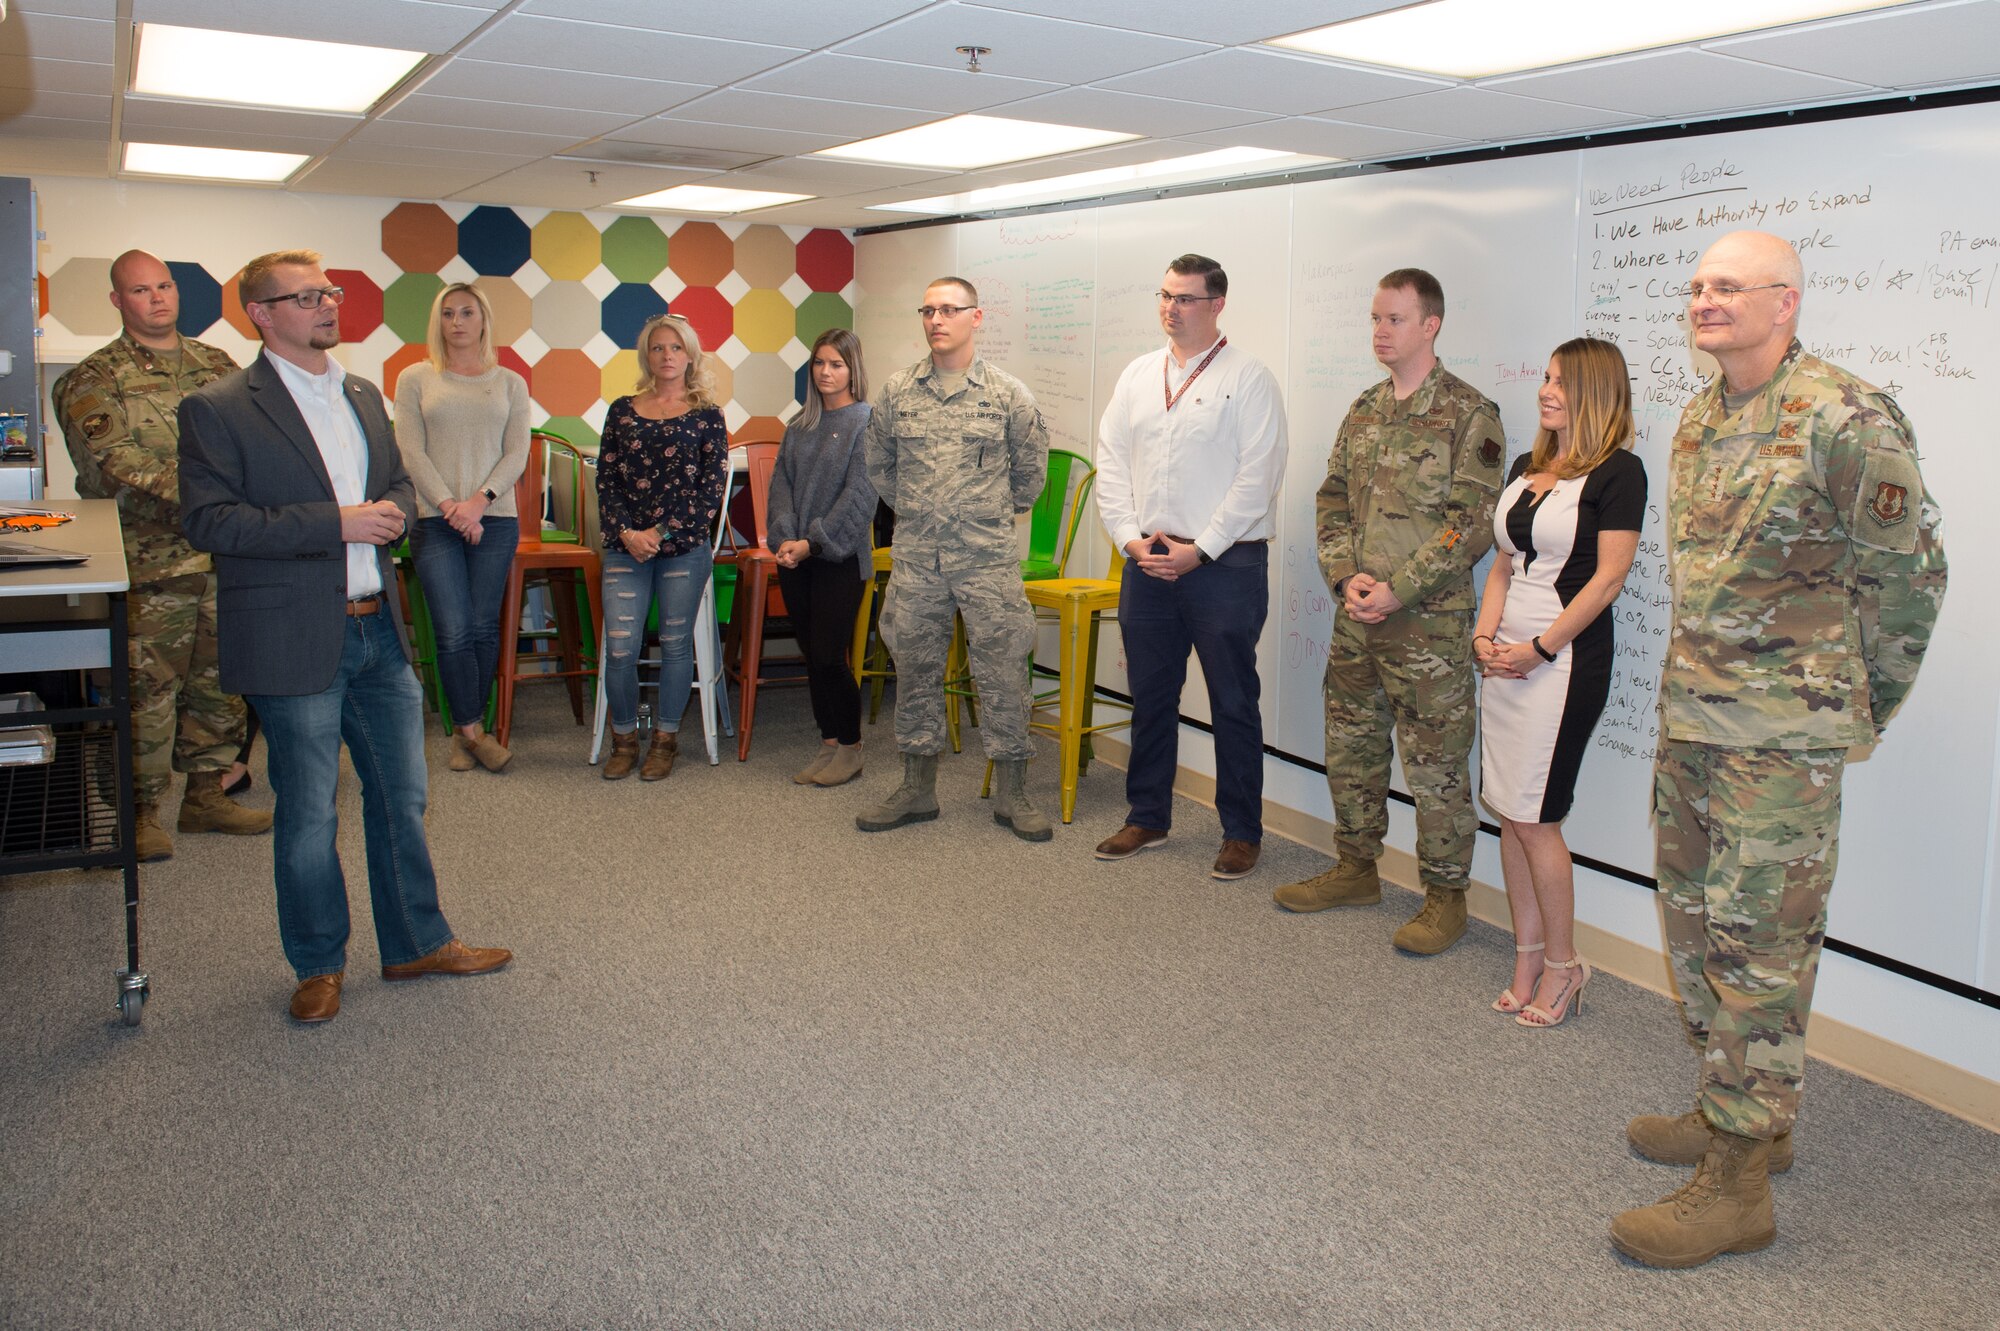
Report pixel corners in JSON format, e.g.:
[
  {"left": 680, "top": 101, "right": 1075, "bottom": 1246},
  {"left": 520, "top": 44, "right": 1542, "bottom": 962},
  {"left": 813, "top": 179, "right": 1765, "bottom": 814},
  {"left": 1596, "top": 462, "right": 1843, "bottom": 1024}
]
[{"left": 595, "top": 398, "right": 729, "bottom": 558}]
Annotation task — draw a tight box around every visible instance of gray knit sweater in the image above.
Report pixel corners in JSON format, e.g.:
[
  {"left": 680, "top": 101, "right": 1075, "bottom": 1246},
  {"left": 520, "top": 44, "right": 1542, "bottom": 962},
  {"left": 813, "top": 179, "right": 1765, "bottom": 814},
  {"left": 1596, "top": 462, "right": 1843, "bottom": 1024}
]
[
  {"left": 767, "top": 402, "right": 876, "bottom": 577},
  {"left": 393, "top": 363, "right": 532, "bottom": 519}
]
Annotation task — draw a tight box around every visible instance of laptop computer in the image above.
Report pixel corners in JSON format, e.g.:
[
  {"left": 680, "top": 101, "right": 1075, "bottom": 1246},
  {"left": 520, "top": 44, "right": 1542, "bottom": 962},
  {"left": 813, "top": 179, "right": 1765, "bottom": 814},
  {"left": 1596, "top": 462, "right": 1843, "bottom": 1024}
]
[{"left": 0, "top": 539, "right": 90, "bottom": 567}]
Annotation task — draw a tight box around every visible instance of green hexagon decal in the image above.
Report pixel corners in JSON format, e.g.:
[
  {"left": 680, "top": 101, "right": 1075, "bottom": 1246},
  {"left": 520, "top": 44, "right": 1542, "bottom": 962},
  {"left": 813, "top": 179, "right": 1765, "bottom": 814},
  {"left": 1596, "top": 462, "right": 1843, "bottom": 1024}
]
[
  {"left": 601, "top": 216, "right": 670, "bottom": 284},
  {"left": 384, "top": 272, "right": 445, "bottom": 344},
  {"left": 795, "top": 292, "right": 853, "bottom": 347}
]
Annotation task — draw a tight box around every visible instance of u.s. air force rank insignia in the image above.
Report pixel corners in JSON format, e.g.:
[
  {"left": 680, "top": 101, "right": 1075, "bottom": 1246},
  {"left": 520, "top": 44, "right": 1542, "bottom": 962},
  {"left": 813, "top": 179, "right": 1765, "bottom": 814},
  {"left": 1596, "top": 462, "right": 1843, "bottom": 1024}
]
[
  {"left": 1869, "top": 481, "right": 1908, "bottom": 526},
  {"left": 1479, "top": 439, "right": 1501, "bottom": 468}
]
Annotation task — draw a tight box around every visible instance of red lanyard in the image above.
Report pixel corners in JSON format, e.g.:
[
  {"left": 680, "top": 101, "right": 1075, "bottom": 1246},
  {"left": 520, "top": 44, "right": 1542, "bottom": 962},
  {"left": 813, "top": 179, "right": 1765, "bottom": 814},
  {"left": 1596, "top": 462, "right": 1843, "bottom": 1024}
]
[{"left": 1163, "top": 338, "right": 1226, "bottom": 412}]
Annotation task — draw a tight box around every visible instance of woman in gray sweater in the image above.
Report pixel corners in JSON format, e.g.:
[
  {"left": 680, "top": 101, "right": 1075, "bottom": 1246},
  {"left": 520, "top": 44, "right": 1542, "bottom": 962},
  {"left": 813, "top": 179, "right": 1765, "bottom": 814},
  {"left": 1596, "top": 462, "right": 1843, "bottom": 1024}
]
[
  {"left": 769, "top": 328, "right": 877, "bottom": 786},
  {"left": 394, "top": 282, "right": 532, "bottom": 774}
]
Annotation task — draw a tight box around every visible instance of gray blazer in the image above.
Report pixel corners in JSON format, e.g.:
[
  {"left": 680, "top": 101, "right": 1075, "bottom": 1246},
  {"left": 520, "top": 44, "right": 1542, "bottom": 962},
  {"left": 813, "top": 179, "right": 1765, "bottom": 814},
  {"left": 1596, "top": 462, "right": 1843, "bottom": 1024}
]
[{"left": 179, "top": 354, "right": 415, "bottom": 697}]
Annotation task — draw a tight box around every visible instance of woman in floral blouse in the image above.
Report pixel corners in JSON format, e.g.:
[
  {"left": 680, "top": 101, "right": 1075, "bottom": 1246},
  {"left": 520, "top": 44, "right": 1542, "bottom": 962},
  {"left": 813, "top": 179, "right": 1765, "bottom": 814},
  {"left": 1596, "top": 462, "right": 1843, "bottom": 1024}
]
[{"left": 595, "top": 313, "right": 729, "bottom": 781}]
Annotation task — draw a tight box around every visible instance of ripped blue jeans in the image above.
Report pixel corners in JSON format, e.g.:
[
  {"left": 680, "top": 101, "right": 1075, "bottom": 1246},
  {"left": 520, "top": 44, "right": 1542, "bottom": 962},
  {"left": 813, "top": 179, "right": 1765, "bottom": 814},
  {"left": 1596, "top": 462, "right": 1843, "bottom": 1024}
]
[{"left": 601, "top": 541, "right": 712, "bottom": 734}]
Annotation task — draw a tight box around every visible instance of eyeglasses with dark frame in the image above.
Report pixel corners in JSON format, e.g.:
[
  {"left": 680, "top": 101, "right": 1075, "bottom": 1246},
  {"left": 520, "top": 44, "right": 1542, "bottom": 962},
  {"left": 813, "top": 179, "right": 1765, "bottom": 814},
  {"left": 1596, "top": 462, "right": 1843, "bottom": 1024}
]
[
  {"left": 916, "top": 304, "right": 977, "bottom": 319},
  {"left": 251, "top": 285, "right": 345, "bottom": 310},
  {"left": 1685, "top": 282, "right": 1788, "bottom": 306},
  {"left": 1156, "top": 291, "right": 1222, "bottom": 308}
]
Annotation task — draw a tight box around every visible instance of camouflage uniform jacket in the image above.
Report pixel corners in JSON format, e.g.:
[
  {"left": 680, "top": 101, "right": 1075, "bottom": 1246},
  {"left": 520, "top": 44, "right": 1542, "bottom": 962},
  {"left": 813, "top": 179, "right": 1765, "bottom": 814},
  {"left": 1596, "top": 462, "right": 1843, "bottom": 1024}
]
[
  {"left": 1317, "top": 363, "right": 1504, "bottom": 613},
  {"left": 53, "top": 331, "right": 240, "bottom": 583},
  {"left": 1664, "top": 339, "right": 1946, "bottom": 748},
  {"left": 864, "top": 356, "right": 1048, "bottom": 571}
]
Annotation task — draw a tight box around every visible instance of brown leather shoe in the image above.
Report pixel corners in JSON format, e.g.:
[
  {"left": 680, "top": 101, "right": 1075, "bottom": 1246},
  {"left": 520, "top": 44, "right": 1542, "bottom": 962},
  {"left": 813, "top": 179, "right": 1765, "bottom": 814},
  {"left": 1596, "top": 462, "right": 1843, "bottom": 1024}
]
[
  {"left": 602, "top": 730, "right": 639, "bottom": 780},
  {"left": 381, "top": 938, "right": 513, "bottom": 982},
  {"left": 1211, "top": 838, "right": 1261, "bottom": 880},
  {"left": 640, "top": 730, "right": 678, "bottom": 781},
  {"left": 1094, "top": 824, "right": 1168, "bottom": 860},
  {"left": 289, "top": 972, "right": 344, "bottom": 1023}
]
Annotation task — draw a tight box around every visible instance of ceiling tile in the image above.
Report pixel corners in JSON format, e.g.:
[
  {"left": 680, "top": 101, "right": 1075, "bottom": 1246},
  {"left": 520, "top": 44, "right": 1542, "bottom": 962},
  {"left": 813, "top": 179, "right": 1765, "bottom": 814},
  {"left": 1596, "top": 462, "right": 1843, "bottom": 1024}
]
[
  {"left": 939, "top": 137, "right": 1242, "bottom": 187},
  {"left": 740, "top": 53, "right": 1059, "bottom": 114},
  {"left": 604, "top": 117, "right": 852, "bottom": 157},
  {"left": 0, "top": 11, "right": 113, "bottom": 62},
  {"left": 561, "top": 142, "right": 775, "bottom": 172},
  {"left": 996, "top": 87, "right": 1277, "bottom": 138},
  {"left": 462, "top": 14, "right": 802, "bottom": 83},
  {"left": 1099, "top": 48, "right": 1447, "bottom": 115},
  {"left": 1487, "top": 49, "right": 1878, "bottom": 120},
  {"left": 447, "top": 158, "right": 715, "bottom": 209},
  {"left": 0, "top": 136, "right": 112, "bottom": 175},
  {"left": 715, "top": 158, "right": 957, "bottom": 194},
  {"left": 837, "top": 3, "right": 1214, "bottom": 84},
  {"left": 348, "top": 117, "right": 582, "bottom": 157},
  {"left": 1180, "top": 117, "right": 1463, "bottom": 161},
  {"left": 119, "top": 95, "right": 359, "bottom": 142},
  {"left": 328, "top": 140, "right": 540, "bottom": 171},
  {"left": 0, "top": 87, "right": 110, "bottom": 121},
  {"left": 1331, "top": 86, "right": 1642, "bottom": 140},
  {"left": 10, "top": 0, "right": 117, "bottom": 17},
  {"left": 382, "top": 92, "right": 635, "bottom": 138},
  {"left": 666, "top": 89, "right": 930, "bottom": 139},
  {"left": 131, "top": 0, "right": 499, "bottom": 51},
  {"left": 1709, "top": 2, "right": 2000, "bottom": 89},
  {"left": 411, "top": 60, "right": 705, "bottom": 117},
  {"left": 970, "top": 0, "right": 1407, "bottom": 47},
  {"left": 0, "top": 55, "right": 114, "bottom": 94},
  {"left": 520, "top": 0, "right": 931, "bottom": 47},
  {"left": 121, "top": 124, "right": 345, "bottom": 155},
  {"left": 292, "top": 159, "right": 505, "bottom": 200},
  {"left": 0, "top": 112, "right": 111, "bottom": 141}
]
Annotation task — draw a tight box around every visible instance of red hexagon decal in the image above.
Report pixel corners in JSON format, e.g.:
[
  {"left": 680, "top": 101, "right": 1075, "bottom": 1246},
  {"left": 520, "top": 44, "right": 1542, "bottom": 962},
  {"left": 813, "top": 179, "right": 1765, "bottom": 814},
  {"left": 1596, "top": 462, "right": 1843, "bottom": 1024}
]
[{"left": 328, "top": 268, "right": 384, "bottom": 344}]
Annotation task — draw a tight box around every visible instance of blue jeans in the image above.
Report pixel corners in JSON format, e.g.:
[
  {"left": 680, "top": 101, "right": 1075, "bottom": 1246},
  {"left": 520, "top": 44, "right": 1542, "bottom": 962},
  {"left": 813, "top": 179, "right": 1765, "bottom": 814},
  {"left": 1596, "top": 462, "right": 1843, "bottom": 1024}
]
[
  {"left": 602, "top": 542, "right": 712, "bottom": 734},
  {"left": 1119, "top": 541, "right": 1269, "bottom": 843},
  {"left": 249, "top": 613, "right": 452, "bottom": 979},
  {"left": 410, "top": 514, "right": 518, "bottom": 728}
]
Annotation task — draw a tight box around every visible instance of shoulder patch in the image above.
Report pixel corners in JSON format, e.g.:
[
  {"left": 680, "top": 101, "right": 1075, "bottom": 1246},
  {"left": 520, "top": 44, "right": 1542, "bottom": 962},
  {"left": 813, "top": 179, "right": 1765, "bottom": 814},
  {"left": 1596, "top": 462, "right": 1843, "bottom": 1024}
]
[
  {"left": 81, "top": 411, "right": 113, "bottom": 442},
  {"left": 1868, "top": 481, "right": 1908, "bottom": 526},
  {"left": 1851, "top": 451, "right": 1923, "bottom": 553},
  {"left": 1479, "top": 438, "right": 1502, "bottom": 468}
]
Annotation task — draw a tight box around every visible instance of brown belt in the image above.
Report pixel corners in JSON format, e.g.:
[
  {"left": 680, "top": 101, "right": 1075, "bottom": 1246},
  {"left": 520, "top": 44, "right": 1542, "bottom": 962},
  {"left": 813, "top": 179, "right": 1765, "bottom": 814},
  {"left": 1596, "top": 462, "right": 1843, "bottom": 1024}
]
[
  {"left": 345, "top": 595, "right": 383, "bottom": 617},
  {"left": 1157, "top": 536, "right": 1269, "bottom": 547}
]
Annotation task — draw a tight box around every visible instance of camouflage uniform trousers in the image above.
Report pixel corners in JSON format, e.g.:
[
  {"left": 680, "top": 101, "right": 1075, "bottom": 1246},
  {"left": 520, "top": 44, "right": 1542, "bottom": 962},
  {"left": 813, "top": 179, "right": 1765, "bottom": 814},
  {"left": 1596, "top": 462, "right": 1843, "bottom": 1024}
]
[
  {"left": 881, "top": 550, "right": 1036, "bottom": 761},
  {"left": 128, "top": 572, "right": 248, "bottom": 805},
  {"left": 1654, "top": 738, "right": 1844, "bottom": 1142},
  {"left": 1322, "top": 606, "right": 1477, "bottom": 889}
]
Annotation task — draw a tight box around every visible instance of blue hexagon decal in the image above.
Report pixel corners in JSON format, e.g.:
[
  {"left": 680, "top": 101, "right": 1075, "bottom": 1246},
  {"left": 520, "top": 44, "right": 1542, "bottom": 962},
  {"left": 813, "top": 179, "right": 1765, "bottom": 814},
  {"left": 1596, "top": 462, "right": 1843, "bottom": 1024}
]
[
  {"left": 457, "top": 206, "right": 531, "bottom": 277},
  {"left": 600, "top": 282, "right": 669, "bottom": 350},
  {"left": 793, "top": 359, "right": 812, "bottom": 409},
  {"left": 168, "top": 260, "right": 223, "bottom": 337}
]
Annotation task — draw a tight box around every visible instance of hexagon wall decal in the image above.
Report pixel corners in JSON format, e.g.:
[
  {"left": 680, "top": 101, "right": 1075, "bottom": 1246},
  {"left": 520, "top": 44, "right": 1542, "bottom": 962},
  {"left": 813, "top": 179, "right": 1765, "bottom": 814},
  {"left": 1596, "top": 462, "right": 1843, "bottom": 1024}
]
[
  {"left": 601, "top": 216, "right": 669, "bottom": 283},
  {"left": 382, "top": 202, "right": 459, "bottom": 273},
  {"left": 328, "top": 268, "right": 384, "bottom": 344},
  {"left": 384, "top": 273, "right": 445, "bottom": 344},
  {"left": 458, "top": 205, "right": 532, "bottom": 277},
  {"left": 167, "top": 260, "right": 223, "bottom": 338}
]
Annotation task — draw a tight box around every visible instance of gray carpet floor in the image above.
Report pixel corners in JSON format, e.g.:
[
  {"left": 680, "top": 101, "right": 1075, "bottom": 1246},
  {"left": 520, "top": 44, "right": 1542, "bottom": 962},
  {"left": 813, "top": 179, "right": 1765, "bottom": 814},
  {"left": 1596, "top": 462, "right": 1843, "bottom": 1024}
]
[{"left": 3, "top": 685, "right": 1996, "bottom": 1330}]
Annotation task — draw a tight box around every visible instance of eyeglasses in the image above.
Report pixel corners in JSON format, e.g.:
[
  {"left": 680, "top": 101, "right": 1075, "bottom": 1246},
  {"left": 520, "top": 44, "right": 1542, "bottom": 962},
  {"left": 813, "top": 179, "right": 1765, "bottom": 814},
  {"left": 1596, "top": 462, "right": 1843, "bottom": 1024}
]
[
  {"left": 251, "top": 285, "right": 344, "bottom": 310},
  {"left": 1157, "top": 292, "right": 1222, "bottom": 308},
  {"left": 916, "top": 304, "right": 976, "bottom": 319},
  {"left": 1686, "top": 282, "right": 1787, "bottom": 306}
]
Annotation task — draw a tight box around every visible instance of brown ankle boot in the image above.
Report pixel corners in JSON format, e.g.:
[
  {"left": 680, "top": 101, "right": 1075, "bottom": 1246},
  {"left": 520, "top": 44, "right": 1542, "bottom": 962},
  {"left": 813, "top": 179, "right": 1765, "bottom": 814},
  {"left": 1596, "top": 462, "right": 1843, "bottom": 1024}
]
[
  {"left": 1610, "top": 1126, "right": 1776, "bottom": 1268},
  {"left": 177, "top": 771, "right": 273, "bottom": 835},
  {"left": 640, "top": 730, "right": 678, "bottom": 781},
  {"left": 133, "top": 803, "right": 174, "bottom": 862},
  {"left": 603, "top": 731, "right": 640, "bottom": 780}
]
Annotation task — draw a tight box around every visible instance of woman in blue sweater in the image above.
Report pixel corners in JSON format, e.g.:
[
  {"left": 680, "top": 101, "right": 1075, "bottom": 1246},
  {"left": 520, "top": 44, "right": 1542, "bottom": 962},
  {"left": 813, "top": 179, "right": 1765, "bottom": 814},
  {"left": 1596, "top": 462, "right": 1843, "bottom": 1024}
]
[{"left": 769, "top": 328, "right": 877, "bottom": 786}]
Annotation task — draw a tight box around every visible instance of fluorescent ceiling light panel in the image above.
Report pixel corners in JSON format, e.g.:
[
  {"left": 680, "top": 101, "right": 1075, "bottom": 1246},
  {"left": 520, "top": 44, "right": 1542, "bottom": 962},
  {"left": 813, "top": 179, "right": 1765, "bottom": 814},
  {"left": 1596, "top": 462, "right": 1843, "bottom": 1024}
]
[
  {"left": 123, "top": 142, "right": 309, "bottom": 183},
  {"left": 813, "top": 115, "right": 1138, "bottom": 169},
  {"left": 133, "top": 23, "right": 425, "bottom": 114},
  {"left": 1268, "top": 0, "right": 1911, "bottom": 79},
  {"left": 871, "top": 147, "right": 1317, "bottom": 215},
  {"left": 612, "top": 184, "right": 814, "bottom": 214}
]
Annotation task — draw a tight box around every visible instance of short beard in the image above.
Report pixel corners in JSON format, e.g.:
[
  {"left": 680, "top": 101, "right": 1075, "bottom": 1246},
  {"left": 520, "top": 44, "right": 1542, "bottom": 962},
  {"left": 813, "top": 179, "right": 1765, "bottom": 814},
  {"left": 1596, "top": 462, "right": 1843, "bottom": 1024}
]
[{"left": 309, "top": 328, "right": 341, "bottom": 351}]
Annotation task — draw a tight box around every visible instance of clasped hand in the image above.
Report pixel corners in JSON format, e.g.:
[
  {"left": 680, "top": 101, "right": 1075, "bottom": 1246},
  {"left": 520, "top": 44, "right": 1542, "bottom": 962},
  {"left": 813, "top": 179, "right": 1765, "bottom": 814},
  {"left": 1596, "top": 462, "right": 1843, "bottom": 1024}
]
[
  {"left": 620, "top": 526, "right": 663, "bottom": 561},
  {"left": 1475, "top": 635, "right": 1542, "bottom": 679},
  {"left": 439, "top": 493, "right": 489, "bottom": 545},
  {"left": 1128, "top": 533, "right": 1200, "bottom": 581},
  {"left": 1342, "top": 572, "right": 1403, "bottom": 623},
  {"left": 339, "top": 499, "right": 406, "bottom": 545},
  {"left": 773, "top": 538, "right": 811, "bottom": 568}
]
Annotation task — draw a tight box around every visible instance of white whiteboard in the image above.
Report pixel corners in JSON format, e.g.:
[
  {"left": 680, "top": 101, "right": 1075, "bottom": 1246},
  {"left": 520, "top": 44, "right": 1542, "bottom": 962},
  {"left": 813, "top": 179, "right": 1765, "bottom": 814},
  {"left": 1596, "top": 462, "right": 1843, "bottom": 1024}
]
[{"left": 853, "top": 98, "right": 2000, "bottom": 995}]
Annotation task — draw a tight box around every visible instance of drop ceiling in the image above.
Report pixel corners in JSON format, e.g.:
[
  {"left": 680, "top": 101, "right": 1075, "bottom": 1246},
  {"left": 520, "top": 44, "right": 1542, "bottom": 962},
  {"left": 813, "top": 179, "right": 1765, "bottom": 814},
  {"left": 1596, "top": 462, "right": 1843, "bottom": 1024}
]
[{"left": 0, "top": 0, "right": 1995, "bottom": 228}]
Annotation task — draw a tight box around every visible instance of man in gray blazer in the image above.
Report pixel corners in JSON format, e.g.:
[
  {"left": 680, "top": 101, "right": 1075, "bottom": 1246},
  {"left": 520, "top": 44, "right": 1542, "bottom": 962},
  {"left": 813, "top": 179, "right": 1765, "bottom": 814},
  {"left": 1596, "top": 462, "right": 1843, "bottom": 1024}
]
[{"left": 180, "top": 249, "right": 510, "bottom": 1024}]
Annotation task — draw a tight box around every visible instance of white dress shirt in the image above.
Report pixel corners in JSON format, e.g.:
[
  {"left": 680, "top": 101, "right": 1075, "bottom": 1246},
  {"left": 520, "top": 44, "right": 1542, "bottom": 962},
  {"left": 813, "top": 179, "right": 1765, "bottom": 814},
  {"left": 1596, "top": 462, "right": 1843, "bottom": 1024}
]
[
  {"left": 264, "top": 348, "right": 382, "bottom": 597},
  {"left": 1095, "top": 336, "right": 1289, "bottom": 560}
]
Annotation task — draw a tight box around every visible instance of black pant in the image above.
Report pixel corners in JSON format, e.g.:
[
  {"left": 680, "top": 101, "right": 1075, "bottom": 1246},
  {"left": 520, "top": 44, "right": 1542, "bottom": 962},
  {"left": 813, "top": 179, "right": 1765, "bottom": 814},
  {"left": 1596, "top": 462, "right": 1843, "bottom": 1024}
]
[{"left": 777, "top": 554, "right": 865, "bottom": 744}]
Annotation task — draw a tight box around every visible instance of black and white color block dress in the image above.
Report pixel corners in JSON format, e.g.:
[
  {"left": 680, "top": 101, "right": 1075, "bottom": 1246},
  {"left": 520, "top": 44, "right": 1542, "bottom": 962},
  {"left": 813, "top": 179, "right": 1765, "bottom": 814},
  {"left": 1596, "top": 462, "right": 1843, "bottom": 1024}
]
[{"left": 1478, "top": 449, "right": 1647, "bottom": 823}]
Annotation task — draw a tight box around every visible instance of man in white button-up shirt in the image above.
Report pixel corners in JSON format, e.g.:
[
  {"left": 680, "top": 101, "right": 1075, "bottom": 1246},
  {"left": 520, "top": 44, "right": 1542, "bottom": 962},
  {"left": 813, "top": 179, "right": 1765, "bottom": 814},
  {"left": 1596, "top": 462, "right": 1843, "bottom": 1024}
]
[
  {"left": 181, "top": 249, "right": 510, "bottom": 1025},
  {"left": 1091, "top": 255, "right": 1288, "bottom": 881}
]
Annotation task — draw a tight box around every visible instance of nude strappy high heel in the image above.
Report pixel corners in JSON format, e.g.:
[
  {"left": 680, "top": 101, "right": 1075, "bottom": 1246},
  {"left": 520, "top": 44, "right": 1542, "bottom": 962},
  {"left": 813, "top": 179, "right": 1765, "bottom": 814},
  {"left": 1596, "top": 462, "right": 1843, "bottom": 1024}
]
[
  {"left": 1492, "top": 941, "right": 1544, "bottom": 1014},
  {"left": 1517, "top": 954, "right": 1591, "bottom": 1028}
]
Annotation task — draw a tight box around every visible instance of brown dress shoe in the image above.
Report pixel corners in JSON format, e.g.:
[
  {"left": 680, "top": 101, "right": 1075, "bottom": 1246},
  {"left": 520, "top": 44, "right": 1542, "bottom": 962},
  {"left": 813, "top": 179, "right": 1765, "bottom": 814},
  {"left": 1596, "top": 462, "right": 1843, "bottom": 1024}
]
[
  {"left": 1211, "top": 839, "right": 1261, "bottom": 880},
  {"left": 1094, "top": 824, "right": 1168, "bottom": 860},
  {"left": 381, "top": 938, "right": 513, "bottom": 982},
  {"left": 640, "top": 730, "right": 678, "bottom": 781},
  {"left": 289, "top": 972, "right": 344, "bottom": 1023}
]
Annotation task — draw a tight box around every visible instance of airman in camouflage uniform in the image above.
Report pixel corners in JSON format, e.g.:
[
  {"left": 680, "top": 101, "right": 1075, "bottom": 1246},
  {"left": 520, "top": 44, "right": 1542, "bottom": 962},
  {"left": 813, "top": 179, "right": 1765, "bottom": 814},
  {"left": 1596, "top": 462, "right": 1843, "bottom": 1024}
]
[
  {"left": 858, "top": 276, "right": 1050, "bottom": 841},
  {"left": 1278, "top": 269, "right": 1502, "bottom": 955},
  {"left": 51, "top": 250, "right": 267, "bottom": 861},
  {"left": 1612, "top": 230, "right": 1947, "bottom": 1270}
]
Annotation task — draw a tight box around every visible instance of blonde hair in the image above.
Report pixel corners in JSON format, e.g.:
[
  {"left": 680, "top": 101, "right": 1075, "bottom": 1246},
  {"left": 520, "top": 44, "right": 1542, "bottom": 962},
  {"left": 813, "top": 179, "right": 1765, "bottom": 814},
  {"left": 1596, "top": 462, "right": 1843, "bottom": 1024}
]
[
  {"left": 238, "top": 248, "right": 322, "bottom": 305},
  {"left": 796, "top": 327, "right": 868, "bottom": 431},
  {"left": 425, "top": 282, "right": 497, "bottom": 372},
  {"left": 1529, "top": 337, "right": 1635, "bottom": 480},
  {"left": 634, "top": 313, "right": 718, "bottom": 410}
]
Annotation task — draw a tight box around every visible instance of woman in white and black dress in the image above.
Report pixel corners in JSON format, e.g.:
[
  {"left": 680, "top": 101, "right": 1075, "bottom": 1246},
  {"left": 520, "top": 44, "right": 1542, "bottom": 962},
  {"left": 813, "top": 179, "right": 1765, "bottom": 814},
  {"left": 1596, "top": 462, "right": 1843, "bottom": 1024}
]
[{"left": 1474, "top": 336, "right": 1646, "bottom": 1029}]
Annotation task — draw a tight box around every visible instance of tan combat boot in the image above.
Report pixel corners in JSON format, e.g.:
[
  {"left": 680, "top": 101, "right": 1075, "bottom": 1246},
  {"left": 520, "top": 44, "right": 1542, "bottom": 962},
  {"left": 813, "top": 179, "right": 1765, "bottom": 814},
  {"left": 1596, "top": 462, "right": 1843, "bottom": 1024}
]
[
  {"left": 602, "top": 730, "right": 640, "bottom": 780},
  {"left": 177, "top": 771, "right": 274, "bottom": 835},
  {"left": 1610, "top": 1126, "right": 1776, "bottom": 1268},
  {"left": 1274, "top": 858, "right": 1380, "bottom": 912},
  {"left": 639, "top": 731, "right": 678, "bottom": 781},
  {"left": 1392, "top": 886, "right": 1468, "bottom": 954},
  {"left": 132, "top": 803, "right": 173, "bottom": 863},
  {"left": 1629, "top": 1104, "right": 1794, "bottom": 1173},
  {"left": 856, "top": 753, "right": 940, "bottom": 832},
  {"left": 990, "top": 758, "right": 1051, "bottom": 842}
]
